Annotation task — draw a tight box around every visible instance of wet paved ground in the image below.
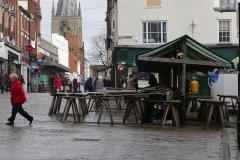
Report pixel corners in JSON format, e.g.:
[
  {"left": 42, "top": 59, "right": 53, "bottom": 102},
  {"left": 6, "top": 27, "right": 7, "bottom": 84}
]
[{"left": 0, "top": 92, "right": 239, "bottom": 160}]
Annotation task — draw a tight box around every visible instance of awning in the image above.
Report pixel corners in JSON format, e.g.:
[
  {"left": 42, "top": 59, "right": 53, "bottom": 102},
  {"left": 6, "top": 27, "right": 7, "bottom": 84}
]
[
  {"left": 39, "top": 62, "right": 70, "bottom": 73},
  {"left": 133, "top": 35, "right": 233, "bottom": 73},
  {"left": 96, "top": 65, "right": 112, "bottom": 72}
]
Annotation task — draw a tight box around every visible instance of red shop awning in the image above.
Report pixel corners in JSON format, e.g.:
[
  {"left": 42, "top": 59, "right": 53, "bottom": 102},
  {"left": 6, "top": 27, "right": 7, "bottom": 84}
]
[{"left": 96, "top": 65, "right": 112, "bottom": 72}]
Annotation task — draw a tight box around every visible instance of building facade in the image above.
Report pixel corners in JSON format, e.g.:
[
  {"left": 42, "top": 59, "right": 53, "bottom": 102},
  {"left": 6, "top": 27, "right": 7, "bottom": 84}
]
[
  {"left": 51, "top": 0, "right": 85, "bottom": 83},
  {"left": 51, "top": 33, "right": 68, "bottom": 68},
  {"left": 110, "top": 0, "right": 238, "bottom": 97}
]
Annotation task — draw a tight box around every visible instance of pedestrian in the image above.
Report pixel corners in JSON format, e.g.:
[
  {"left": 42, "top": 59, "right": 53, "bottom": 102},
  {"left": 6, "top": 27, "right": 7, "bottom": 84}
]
[
  {"left": 78, "top": 81, "right": 81, "bottom": 93},
  {"left": 19, "top": 75, "right": 25, "bottom": 86},
  {"left": 133, "top": 75, "right": 138, "bottom": 91},
  {"left": 148, "top": 74, "right": 158, "bottom": 87},
  {"left": 62, "top": 75, "right": 68, "bottom": 92},
  {"left": 103, "top": 78, "right": 107, "bottom": 87},
  {"left": 6, "top": 74, "right": 33, "bottom": 126},
  {"left": 5, "top": 72, "right": 10, "bottom": 92},
  {"left": 190, "top": 77, "right": 199, "bottom": 110},
  {"left": 69, "top": 81, "right": 72, "bottom": 93},
  {"left": 53, "top": 73, "right": 62, "bottom": 93},
  {"left": 127, "top": 75, "right": 134, "bottom": 89},
  {"left": 73, "top": 78, "right": 79, "bottom": 93},
  {"left": 93, "top": 77, "right": 98, "bottom": 91},
  {"left": 95, "top": 76, "right": 104, "bottom": 91},
  {"left": 117, "top": 76, "right": 125, "bottom": 88},
  {"left": 190, "top": 77, "right": 199, "bottom": 94},
  {"left": 65, "top": 79, "right": 70, "bottom": 93},
  {"left": 84, "top": 78, "right": 88, "bottom": 92},
  {"left": 107, "top": 77, "right": 111, "bottom": 87},
  {"left": 0, "top": 73, "right": 6, "bottom": 94},
  {"left": 87, "top": 77, "right": 93, "bottom": 92}
]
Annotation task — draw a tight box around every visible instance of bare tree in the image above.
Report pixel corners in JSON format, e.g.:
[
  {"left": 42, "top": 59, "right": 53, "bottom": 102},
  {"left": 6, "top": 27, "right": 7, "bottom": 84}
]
[{"left": 86, "top": 32, "right": 107, "bottom": 66}]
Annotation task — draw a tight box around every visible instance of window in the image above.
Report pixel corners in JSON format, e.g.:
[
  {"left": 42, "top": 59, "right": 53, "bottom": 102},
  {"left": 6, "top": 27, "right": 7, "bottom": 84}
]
[
  {"left": 219, "top": 20, "right": 230, "bottom": 43},
  {"left": 142, "top": 22, "right": 167, "bottom": 44}
]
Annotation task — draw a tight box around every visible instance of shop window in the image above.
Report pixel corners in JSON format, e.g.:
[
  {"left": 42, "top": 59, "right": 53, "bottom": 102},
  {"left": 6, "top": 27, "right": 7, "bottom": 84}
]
[
  {"left": 219, "top": 20, "right": 231, "bottom": 43},
  {"left": 147, "top": 0, "right": 161, "bottom": 6},
  {"left": 142, "top": 21, "right": 167, "bottom": 44}
]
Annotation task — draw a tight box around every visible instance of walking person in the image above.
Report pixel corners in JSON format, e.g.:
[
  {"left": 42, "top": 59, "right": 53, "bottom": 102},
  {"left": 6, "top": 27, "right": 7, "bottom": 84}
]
[
  {"left": 53, "top": 73, "right": 62, "bottom": 93},
  {"left": 133, "top": 75, "right": 138, "bottom": 91},
  {"left": 5, "top": 72, "right": 10, "bottom": 92},
  {"left": 87, "top": 77, "right": 93, "bottom": 92},
  {"left": 127, "top": 75, "right": 134, "bottom": 89},
  {"left": 73, "top": 78, "right": 79, "bottom": 93},
  {"left": 6, "top": 74, "right": 33, "bottom": 126},
  {"left": 107, "top": 77, "right": 111, "bottom": 88},
  {"left": 0, "top": 73, "right": 6, "bottom": 94},
  {"left": 95, "top": 76, "right": 104, "bottom": 91},
  {"left": 69, "top": 81, "right": 73, "bottom": 93},
  {"left": 19, "top": 75, "right": 25, "bottom": 92}
]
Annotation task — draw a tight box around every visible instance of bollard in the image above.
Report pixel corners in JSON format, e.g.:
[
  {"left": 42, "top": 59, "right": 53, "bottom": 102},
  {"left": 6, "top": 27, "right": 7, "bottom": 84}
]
[
  {"left": 180, "top": 94, "right": 185, "bottom": 125},
  {"left": 238, "top": 100, "right": 240, "bottom": 149}
]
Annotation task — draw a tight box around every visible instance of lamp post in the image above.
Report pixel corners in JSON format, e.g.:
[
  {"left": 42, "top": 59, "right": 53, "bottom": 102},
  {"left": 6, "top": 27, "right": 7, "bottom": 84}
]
[{"left": 237, "top": 2, "right": 240, "bottom": 150}]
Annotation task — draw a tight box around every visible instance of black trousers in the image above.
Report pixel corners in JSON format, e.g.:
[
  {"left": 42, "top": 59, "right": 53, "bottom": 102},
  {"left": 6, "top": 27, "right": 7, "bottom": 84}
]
[{"left": 8, "top": 103, "right": 33, "bottom": 122}]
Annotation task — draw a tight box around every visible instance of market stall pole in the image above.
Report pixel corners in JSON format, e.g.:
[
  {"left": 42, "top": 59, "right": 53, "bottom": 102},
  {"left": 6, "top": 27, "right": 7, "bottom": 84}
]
[{"left": 180, "top": 36, "right": 187, "bottom": 125}]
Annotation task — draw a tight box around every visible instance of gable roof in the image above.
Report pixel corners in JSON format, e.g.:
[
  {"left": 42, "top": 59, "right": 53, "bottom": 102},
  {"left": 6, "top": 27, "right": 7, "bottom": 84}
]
[{"left": 133, "top": 35, "right": 232, "bottom": 73}]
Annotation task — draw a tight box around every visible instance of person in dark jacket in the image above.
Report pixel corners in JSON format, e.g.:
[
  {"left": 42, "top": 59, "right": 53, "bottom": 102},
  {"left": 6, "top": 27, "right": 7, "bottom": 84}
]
[
  {"left": 6, "top": 74, "right": 33, "bottom": 126},
  {"left": 5, "top": 73, "right": 10, "bottom": 92},
  {"left": 0, "top": 73, "right": 6, "bottom": 93},
  {"left": 69, "top": 81, "right": 73, "bottom": 93},
  {"left": 107, "top": 77, "right": 111, "bottom": 87},
  {"left": 133, "top": 75, "right": 138, "bottom": 91},
  {"left": 148, "top": 74, "right": 158, "bottom": 87}
]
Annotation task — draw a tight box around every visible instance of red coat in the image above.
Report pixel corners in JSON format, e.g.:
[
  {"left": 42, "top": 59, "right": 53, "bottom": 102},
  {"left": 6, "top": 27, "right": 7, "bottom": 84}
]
[
  {"left": 10, "top": 79, "right": 26, "bottom": 104},
  {"left": 53, "top": 77, "right": 62, "bottom": 89},
  {"left": 73, "top": 81, "right": 78, "bottom": 88}
]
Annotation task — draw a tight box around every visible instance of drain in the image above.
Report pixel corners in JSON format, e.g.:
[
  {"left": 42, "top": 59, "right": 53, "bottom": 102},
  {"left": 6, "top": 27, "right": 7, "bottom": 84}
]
[{"left": 73, "top": 138, "right": 100, "bottom": 142}]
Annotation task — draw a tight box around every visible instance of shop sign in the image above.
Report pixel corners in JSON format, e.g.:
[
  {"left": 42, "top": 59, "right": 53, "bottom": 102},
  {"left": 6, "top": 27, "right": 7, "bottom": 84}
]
[
  {"left": 36, "top": 52, "right": 45, "bottom": 64},
  {"left": 25, "top": 45, "right": 33, "bottom": 51},
  {"left": 29, "top": 55, "right": 36, "bottom": 63}
]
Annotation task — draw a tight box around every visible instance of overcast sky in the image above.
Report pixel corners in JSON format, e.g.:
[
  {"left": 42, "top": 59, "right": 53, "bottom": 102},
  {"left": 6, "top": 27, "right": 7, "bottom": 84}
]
[{"left": 40, "top": 0, "right": 107, "bottom": 49}]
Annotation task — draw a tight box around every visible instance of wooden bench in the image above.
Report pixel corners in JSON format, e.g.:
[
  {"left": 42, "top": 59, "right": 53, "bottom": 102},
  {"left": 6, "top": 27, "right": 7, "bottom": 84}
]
[
  {"left": 60, "top": 96, "right": 80, "bottom": 123},
  {"left": 141, "top": 100, "right": 181, "bottom": 127},
  {"left": 186, "top": 95, "right": 212, "bottom": 113},
  {"left": 217, "top": 94, "right": 239, "bottom": 111},
  {"left": 203, "top": 100, "right": 229, "bottom": 127},
  {"left": 97, "top": 97, "right": 117, "bottom": 125}
]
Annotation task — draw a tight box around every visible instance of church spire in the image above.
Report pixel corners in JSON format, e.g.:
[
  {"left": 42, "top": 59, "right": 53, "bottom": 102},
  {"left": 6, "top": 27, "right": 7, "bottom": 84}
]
[
  {"left": 78, "top": 2, "right": 82, "bottom": 19},
  {"left": 74, "top": 0, "right": 78, "bottom": 16},
  {"left": 52, "top": 1, "right": 55, "bottom": 16}
]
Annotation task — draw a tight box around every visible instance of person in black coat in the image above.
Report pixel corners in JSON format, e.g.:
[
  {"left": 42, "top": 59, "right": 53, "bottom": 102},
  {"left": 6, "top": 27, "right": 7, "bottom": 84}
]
[
  {"left": 148, "top": 74, "right": 157, "bottom": 87},
  {"left": 133, "top": 75, "right": 138, "bottom": 91}
]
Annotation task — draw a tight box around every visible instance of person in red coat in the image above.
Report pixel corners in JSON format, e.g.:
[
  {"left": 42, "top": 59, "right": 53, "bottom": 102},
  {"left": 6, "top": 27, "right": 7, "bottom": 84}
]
[
  {"left": 53, "top": 73, "right": 62, "bottom": 93},
  {"left": 73, "top": 78, "right": 79, "bottom": 93},
  {"left": 6, "top": 74, "right": 33, "bottom": 126}
]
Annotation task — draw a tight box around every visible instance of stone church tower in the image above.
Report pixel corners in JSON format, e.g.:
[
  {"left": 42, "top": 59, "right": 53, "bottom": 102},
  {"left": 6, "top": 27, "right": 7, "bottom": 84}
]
[
  {"left": 51, "top": 0, "right": 85, "bottom": 78},
  {"left": 51, "top": 0, "right": 82, "bottom": 46}
]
